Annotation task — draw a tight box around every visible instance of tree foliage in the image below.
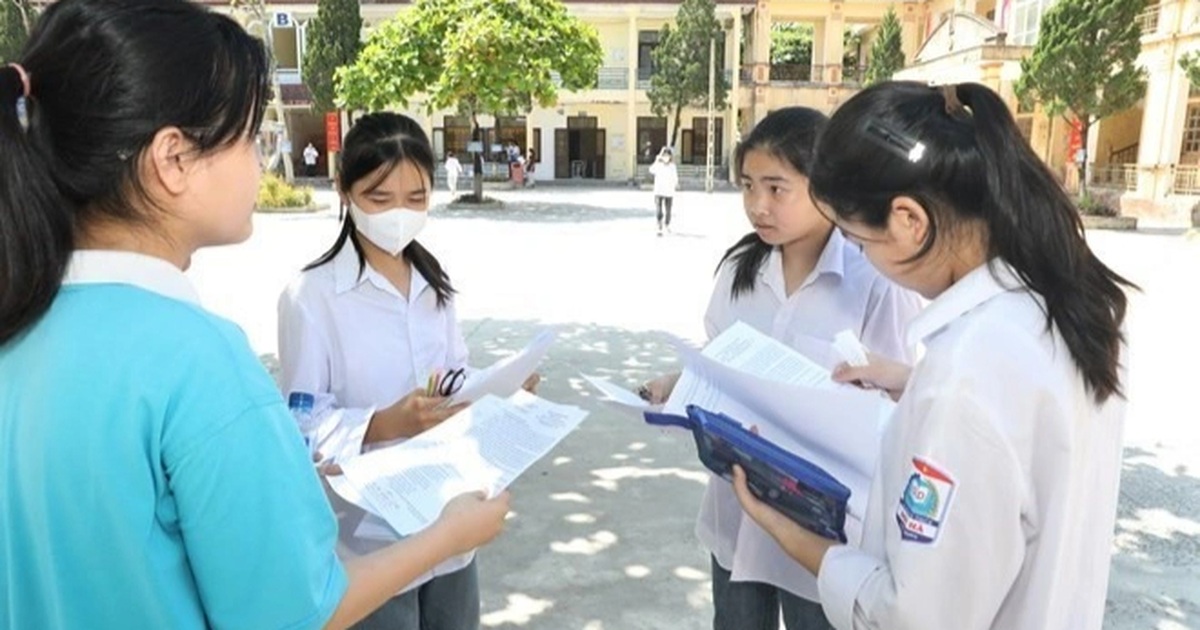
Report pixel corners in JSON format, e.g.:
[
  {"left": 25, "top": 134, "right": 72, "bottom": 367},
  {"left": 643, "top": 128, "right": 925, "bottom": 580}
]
[
  {"left": 647, "top": 0, "right": 729, "bottom": 148},
  {"left": 1015, "top": 0, "right": 1147, "bottom": 194},
  {"left": 337, "top": 0, "right": 602, "bottom": 199},
  {"left": 302, "top": 0, "right": 362, "bottom": 114},
  {"left": 0, "top": 0, "right": 35, "bottom": 62},
  {"left": 864, "top": 6, "right": 903, "bottom": 85}
]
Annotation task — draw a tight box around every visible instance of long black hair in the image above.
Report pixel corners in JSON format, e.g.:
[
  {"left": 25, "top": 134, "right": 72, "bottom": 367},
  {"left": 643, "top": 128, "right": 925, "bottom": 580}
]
[
  {"left": 305, "top": 112, "right": 454, "bottom": 307},
  {"left": 808, "top": 81, "right": 1134, "bottom": 403},
  {"left": 720, "top": 107, "right": 829, "bottom": 298},
  {"left": 0, "top": 0, "right": 270, "bottom": 345}
]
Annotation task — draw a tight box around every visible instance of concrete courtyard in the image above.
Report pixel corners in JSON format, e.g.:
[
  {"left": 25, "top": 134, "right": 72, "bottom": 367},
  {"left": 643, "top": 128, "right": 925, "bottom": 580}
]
[{"left": 187, "top": 187, "right": 1200, "bottom": 629}]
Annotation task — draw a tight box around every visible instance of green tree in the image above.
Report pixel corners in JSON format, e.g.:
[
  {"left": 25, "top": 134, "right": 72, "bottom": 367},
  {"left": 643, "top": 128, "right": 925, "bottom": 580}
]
[
  {"left": 1179, "top": 51, "right": 1200, "bottom": 86},
  {"left": 770, "top": 22, "right": 812, "bottom": 67},
  {"left": 1015, "top": 0, "right": 1146, "bottom": 196},
  {"left": 302, "top": 0, "right": 362, "bottom": 114},
  {"left": 865, "top": 7, "right": 904, "bottom": 85},
  {"left": 0, "top": 0, "right": 34, "bottom": 62},
  {"left": 648, "top": 0, "right": 729, "bottom": 148},
  {"left": 337, "top": 0, "right": 602, "bottom": 201}
]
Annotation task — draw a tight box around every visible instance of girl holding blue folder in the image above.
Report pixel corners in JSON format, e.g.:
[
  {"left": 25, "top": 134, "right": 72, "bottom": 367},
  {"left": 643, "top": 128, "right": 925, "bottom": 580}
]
[
  {"left": 733, "top": 82, "right": 1133, "bottom": 629},
  {"left": 279, "top": 113, "right": 535, "bottom": 630},
  {"left": 0, "top": 2, "right": 508, "bottom": 628},
  {"left": 643, "top": 107, "right": 922, "bottom": 630}
]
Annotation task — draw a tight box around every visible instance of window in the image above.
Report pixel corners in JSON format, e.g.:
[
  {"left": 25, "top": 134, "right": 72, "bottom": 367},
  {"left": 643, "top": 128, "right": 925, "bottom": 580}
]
[
  {"left": 638, "top": 30, "right": 661, "bottom": 81},
  {"left": 444, "top": 115, "right": 473, "bottom": 158},
  {"left": 637, "top": 117, "right": 668, "bottom": 164},
  {"left": 496, "top": 116, "right": 527, "bottom": 155},
  {"left": 691, "top": 117, "right": 724, "bottom": 165},
  {"left": 1180, "top": 104, "right": 1200, "bottom": 157},
  {"left": 1010, "top": 0, "right": 1053, "bottom": 46}
]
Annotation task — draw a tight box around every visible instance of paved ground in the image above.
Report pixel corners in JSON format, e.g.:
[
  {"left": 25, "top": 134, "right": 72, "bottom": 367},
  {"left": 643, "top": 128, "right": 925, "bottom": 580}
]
[{"left": 188, "top": 188, "right": 1200, "bottom": 629}]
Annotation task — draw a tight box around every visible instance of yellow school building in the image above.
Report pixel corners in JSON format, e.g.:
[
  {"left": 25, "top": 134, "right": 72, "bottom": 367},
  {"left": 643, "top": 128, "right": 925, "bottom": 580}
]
[{"left": 213, "top": 0, "right": 1200, "bottom": 221}]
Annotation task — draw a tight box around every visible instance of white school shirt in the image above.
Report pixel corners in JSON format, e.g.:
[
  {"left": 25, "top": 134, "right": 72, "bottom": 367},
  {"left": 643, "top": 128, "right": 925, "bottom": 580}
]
[
  {"left": 445, "top": 157, "right": 462, "bottom": 177},
  {"left": 649, "top": 159, "right": 678, "bottom": 197},
  {"left": 698, "top": 229, "right": 924, "bottom": 602},
  {"left": 817, "top": 261, "right": 1126, "bottom": 630},
  {"left": 277, "top": 243, "right": 473, "bottom": 589}
]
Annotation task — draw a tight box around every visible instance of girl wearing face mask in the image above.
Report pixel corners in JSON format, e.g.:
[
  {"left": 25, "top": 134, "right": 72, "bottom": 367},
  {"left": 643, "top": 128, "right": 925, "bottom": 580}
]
[{"left": 278, "top": 112, "right": 483, "bottom": 630}]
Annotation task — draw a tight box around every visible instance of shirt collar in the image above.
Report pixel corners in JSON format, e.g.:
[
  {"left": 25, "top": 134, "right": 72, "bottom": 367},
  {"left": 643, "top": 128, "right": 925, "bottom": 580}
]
[
  {"left": 332, "top": 242, "right": 430, "bottom": 299},
  {"left": 63, "top": 250, "right": 201, "bottom": 305},
  {"left": 760, "top": 229, "right": 849, "bottom": 299},
  {"left": 905, "top": 259, "right": 1025, "bottom": 347}
]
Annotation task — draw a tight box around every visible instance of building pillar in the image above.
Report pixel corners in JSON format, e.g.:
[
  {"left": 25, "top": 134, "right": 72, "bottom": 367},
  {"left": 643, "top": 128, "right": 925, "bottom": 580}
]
[
  {"left": 627, "top": 10, "right": 639, "bottom": 181},
  {"left": 901, "top": 1, "right": 921, "bottom": 63},
  {"left": 748, "top": 1, "right": 772, "bottom": 127},
  {"left": 820, "top": 8, "right": 845, "bottom": 83},
  {"left": 729, "top": 9, "right": 742, "bottom": 183},
  {"left": 1136, "top": 51, "right": 1188, "bottom": 201}
]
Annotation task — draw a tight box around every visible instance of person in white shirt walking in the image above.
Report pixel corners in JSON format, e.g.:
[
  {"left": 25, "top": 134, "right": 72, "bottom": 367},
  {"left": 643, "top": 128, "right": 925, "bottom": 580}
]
[
  {"left": 303, "top": 141, "right": 319, "bottom": 177},
  {"left": 279, "top": 113, "right": 524, "bottom": 630},
  {"left": 649, "top": 146, "right": 679, "bottom": 235},
  {"left": 444, "top": 150, "right": 463, "bottom": 196},
  {"left": 640, "top": 108, "right": 922, "bottom": 630},
  {"left": 733, "top": 81, "right": 1135, "bottom": 630}
]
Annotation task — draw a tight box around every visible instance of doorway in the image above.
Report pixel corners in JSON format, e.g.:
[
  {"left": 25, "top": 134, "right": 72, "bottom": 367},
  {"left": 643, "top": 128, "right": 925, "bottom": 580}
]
[{"left": 555, "top": 115, "right": 606, "bottom": 179}]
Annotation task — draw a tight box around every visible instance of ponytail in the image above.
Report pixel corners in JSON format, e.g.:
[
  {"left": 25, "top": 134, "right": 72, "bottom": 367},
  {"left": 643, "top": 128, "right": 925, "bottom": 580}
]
[
  {"left": 0, "top": 64, "right": 74, "bottom": 345},
  {"left": 810, "top": 81, "right": 1135, "bottom": 403},
  {"left": 955, "top": 83, "right": 1133, "bottom": 402},
  {"left": 717, "top": 233, "right": 772, "bottom": 299}
]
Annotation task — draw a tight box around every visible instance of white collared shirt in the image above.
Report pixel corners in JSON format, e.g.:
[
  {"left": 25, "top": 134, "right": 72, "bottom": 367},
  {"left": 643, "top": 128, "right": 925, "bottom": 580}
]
[
  {"left": 65, "top": 250, "right": 201, "bottom": 305},
  {"left": 277, "top": 243, "right": 472, "bottom": 586},
  {"left": 818, "top": 261, "right": 1127, "bottom": 630},
  {"left": 697, "top": 229, "right": 924, "bottom": 600}
]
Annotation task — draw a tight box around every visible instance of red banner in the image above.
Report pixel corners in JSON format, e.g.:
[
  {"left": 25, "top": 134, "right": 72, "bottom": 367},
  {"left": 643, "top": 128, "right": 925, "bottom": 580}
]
[
  {"left": 1067, "top": 118, "right": 1083, "bottom": 162},
  {"left": 325, "top": 112, "right": 341, "bottom": 154}
]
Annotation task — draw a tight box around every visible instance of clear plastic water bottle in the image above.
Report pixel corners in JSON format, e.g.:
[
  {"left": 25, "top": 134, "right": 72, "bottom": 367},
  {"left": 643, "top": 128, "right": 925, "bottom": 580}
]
[{"left": 287, "top": 391, "right": 319, "bottom": 455}]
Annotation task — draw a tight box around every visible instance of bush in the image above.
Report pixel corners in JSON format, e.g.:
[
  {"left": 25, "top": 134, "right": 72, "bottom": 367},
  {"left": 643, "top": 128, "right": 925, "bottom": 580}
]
[
  {"left": 257, "top": 173, "right": 314, "bottom": 211},
  {"left": 1076, "top": 191, "right": 1119, "bottom": 217}
]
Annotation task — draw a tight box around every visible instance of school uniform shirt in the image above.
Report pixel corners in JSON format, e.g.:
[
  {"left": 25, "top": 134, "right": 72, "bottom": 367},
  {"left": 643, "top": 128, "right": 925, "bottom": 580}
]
[
  {"left": 698, "top": 229, "right": 924, "bottom": 602},
  {"left": 0, "top": 251, "right": 346, "bottom": 630},
  {"left": 817, "top": 261, "right": 1126, "bottom": 630},
  {"left": 649, "top": 159, "right": 678, "bottom": 197},
  {"left": 277, "top": 243, "right": 473, "bottom": 589}
]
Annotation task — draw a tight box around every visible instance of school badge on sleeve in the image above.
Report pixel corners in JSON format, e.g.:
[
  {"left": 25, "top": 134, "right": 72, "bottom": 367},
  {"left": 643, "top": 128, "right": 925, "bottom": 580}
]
[{"left": 896, "top": 457, "right": 956, "bottom": 544}]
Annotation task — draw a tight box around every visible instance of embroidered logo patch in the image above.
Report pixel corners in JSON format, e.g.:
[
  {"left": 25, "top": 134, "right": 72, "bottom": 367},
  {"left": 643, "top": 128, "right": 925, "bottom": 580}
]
[{"left": 896, "top": 457, "right": 956, "bottom": 544}]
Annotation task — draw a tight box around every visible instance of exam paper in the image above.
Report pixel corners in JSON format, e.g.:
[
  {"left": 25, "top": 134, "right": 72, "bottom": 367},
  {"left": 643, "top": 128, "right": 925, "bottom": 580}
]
[
  {"left": 334, "top": 391, "right": 588, "bottom": 536},
  {"left": 449, "top": 328, "right": 557, "bottom": 405},
  {"left": 582, "top": 374, "right": 651, "bottom": 409}
]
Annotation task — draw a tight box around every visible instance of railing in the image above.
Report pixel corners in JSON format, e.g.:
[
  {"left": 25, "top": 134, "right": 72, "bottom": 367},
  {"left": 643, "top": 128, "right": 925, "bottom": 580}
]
[
  {"left": 595, "top": 67, "right": 628, "bottom": 90},
  {"left": 769, "top": 63, "right": 812, "bottom": 82},
  {"left": 1089, "top": 163, "right": 1137, "bottom": 191},
  {"left": 1173, "top": 164, "right": 1200, "bottom": 194},
  {"left": 1138, "top": 5, "right": 1161, "bottom": 36},
  {"left": 1110, "top": 143, "right": 1139, "bottom": 165}
]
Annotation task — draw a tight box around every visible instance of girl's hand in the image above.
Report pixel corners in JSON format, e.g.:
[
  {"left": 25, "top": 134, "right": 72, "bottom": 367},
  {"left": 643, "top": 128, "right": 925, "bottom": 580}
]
[
  {"left": 731, "top": 465, "right": 836, "bottom": 575},
  {"left": 436, "top": 491, "right": 511, "bottom": 554},
  {"left": 522, "top": 373, "right": 541, "bottom": 394},
  {"left": 832, "top": 353, "right": 913, "bottom": 402},
  {"left": 367, "top": 389, "right": 469, "bottom": 443},
  {"left": 637, "top": 372, "right": 680, "bottom": 405}
]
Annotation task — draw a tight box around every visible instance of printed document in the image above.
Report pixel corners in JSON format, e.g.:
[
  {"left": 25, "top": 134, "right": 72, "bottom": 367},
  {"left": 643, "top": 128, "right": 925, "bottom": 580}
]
[
  {"left": 449, "top": 328, "right": 557, "bottom": 405},
  {"left": 332, "top": 391, "right": 587, "bottom": 536}
]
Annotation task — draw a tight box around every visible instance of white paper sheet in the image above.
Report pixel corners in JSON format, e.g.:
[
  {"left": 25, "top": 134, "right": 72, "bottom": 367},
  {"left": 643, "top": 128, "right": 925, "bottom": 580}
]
[
  {"left": 333, "top": 391, "right": 588, "bottom": 536},
  {"left": 581, "top": 374, "right": 651, "bottom": 409},
  {"left": 448, "top": 328, "right": 557, "bottom": 405}
]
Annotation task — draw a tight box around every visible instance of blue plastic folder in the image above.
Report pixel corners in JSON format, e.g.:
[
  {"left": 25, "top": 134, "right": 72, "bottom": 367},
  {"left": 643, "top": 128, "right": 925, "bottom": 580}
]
[{"left": 645, "top": 405, "right": 851, "bottom": 542}]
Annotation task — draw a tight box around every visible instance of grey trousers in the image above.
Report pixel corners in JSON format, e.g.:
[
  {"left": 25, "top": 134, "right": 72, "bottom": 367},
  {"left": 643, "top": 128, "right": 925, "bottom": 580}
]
[
  {"left": 711, "top": 556, "right": 834, "bottom": 630},
  {"left": 352, "top": 560, "right": 480, "bottom": 630}
]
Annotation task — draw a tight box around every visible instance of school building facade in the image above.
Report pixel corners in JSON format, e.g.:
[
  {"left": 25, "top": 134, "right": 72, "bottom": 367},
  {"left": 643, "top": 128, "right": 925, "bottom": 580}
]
[{"left": 213, "top": 0, "right": 1200, "bottom": 220}]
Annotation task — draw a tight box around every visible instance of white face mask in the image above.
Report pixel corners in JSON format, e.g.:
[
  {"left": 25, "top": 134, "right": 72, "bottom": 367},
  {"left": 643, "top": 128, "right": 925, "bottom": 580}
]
[{"left": 348, "top": 203, "right": 428, "bottom": 257}]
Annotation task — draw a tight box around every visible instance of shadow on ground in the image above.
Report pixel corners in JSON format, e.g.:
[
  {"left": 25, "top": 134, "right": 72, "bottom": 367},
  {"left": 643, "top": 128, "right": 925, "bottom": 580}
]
[
  {"left": 1105, "top": 447, "right": 1200, "bottom": 629},
  {"left": 436, "top": 201, "right": 650, "bottom": 224}
]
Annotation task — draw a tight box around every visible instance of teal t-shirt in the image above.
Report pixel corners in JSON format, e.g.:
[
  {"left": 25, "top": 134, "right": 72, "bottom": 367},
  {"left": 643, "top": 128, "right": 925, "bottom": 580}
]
[{"left": 0, "top": 284, "right": 347, "bottom": 629}]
